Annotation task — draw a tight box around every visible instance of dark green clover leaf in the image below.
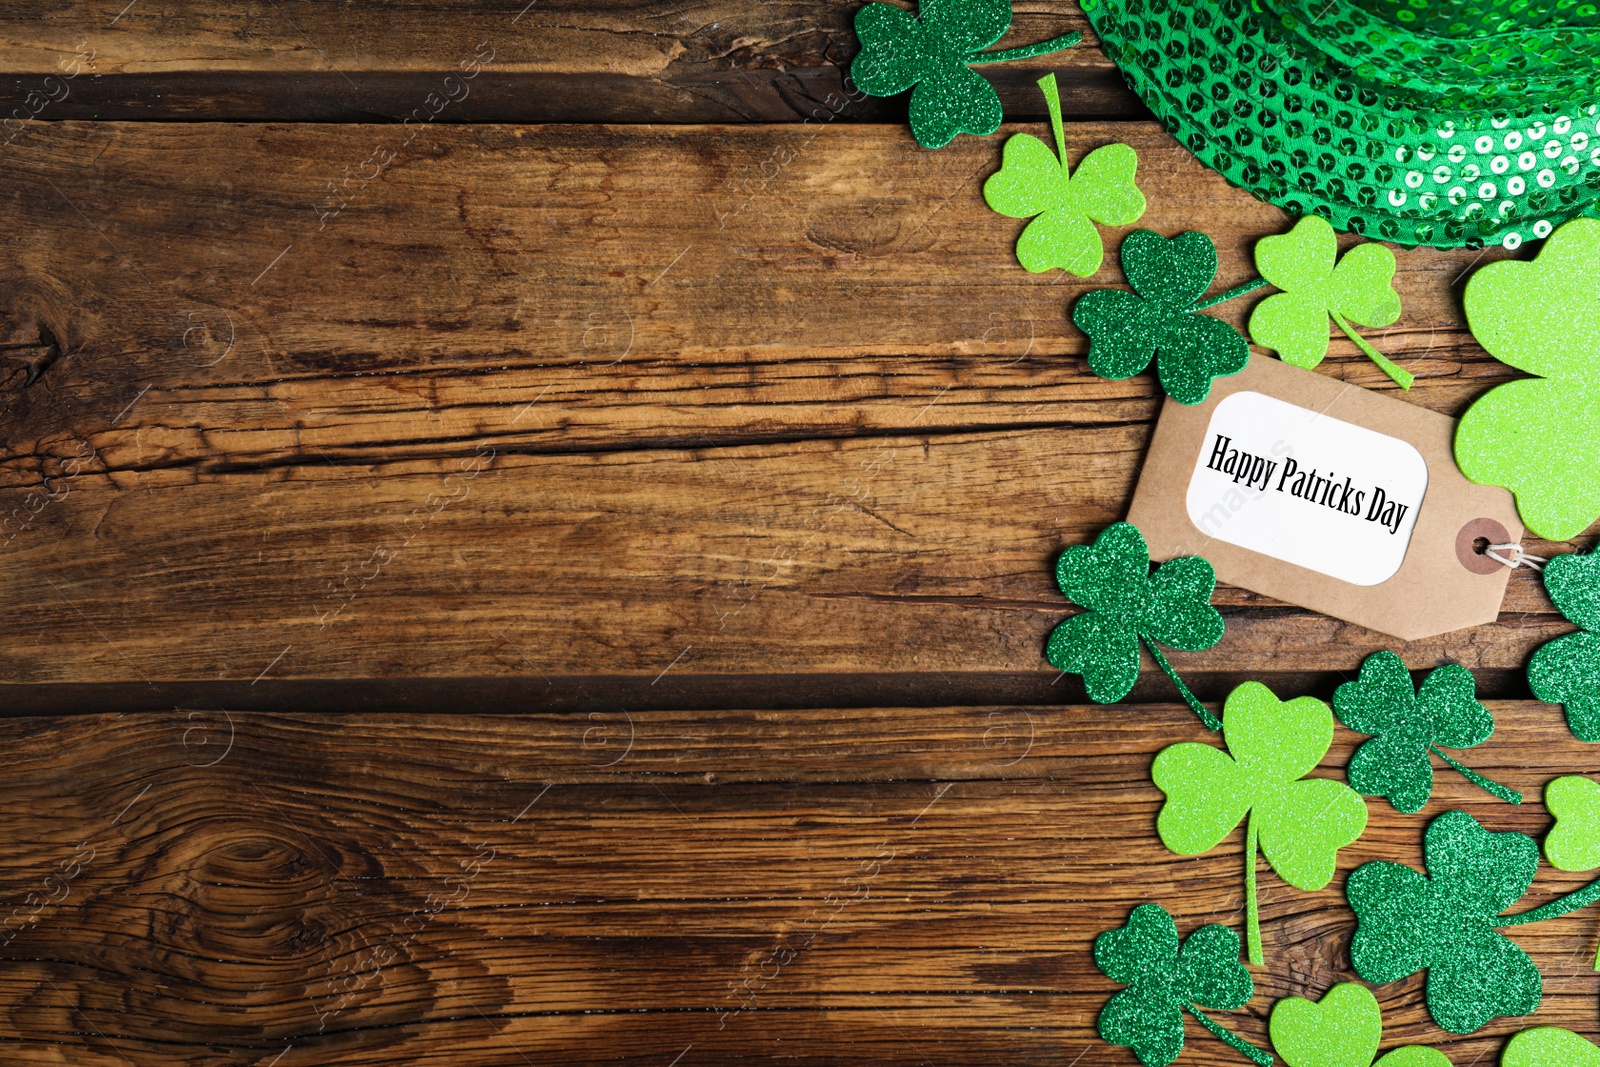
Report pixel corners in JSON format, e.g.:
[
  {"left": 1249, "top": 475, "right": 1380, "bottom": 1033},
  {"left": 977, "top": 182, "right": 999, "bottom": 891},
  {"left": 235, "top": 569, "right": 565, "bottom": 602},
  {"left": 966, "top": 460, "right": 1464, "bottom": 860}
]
[
  {"left": 1348, "top": 809, "right": 1600, "bottom": 1034},
  {"left": 1071, "top": 230, "right": 1251, "bottom": 405},
  {"left": 1095, "top": 903, "right": 1272, "bottom": 1067},
  {"left": 1334, "top": 650, "right": 1521, "bottom": 813},
  {"left": 850, "top": 0, "right": 1081, "bottom": 149},
  {"left": 1046, "top": 521, "right": 1224, "bottom": 730},
  {"left": 1529, "top": 551, "right": 1600, "bottom": 741}
]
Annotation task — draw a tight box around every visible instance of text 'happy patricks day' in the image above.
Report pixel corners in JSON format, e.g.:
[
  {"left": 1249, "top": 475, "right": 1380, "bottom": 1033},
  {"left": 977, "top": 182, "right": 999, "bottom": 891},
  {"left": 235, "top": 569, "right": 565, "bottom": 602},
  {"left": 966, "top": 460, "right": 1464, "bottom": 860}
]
[{"left": 1206, "top": 434, "right": 1411, "bottom": 535}]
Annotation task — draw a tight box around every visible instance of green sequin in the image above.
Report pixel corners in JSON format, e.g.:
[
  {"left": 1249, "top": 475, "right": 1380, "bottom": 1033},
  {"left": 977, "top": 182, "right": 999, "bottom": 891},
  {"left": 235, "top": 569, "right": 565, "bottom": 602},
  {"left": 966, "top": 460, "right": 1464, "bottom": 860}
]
[{"left": 1081, "top": 0, "right": 1600, "bottom": 250}]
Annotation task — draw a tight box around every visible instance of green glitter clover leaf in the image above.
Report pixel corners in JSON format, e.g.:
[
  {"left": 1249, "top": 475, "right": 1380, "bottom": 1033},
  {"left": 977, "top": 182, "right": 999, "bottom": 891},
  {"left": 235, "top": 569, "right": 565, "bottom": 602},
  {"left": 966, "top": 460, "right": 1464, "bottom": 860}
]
[
  {"left": 1502, "top": 1027, "right": 1600, "bottom": 1067},
  {"left": 1155, "top": 681, "right": 1368, "bottom": 966},
  {"left": 1348, "top": 809, "right": 1600, "bottom": 1035},
  {"left": 982, "top": 73, "right": 1145, "bottom": 275},
  {"left": 1529, "top": 551, "right": 1600, "bottom": 740},
  {"left": 849, "top": 0, "right": 1081, "bottom": 150},
  {"left": 1095, "top": 903, "right": 1273, "bottom": 1067},
  {"left": 1248, "top": 216, "right": 1412, "bottom": 390},
  {"left": 1045, "top": 521, "right": 1224, "bottom": 729},
  {"left": 1269, "top": 983, "right": 1450, "bottom": 1067},
  {"left": 1456, "top": 217, "right": 1600, "bottom": 540},
  {"left": 1544, "top": 776, "right": 1600, "bottom": 873},
  {"left": 1333, "top": 650, "right": 1521, "bottom": 814},
  {"left": 1071, "top": 230, "right": 1255, "bottom": 405}
]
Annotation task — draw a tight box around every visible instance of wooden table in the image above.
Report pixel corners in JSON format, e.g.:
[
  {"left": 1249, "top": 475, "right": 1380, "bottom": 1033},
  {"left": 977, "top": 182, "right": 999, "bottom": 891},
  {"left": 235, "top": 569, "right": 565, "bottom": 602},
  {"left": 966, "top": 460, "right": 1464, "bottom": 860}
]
[{"left": 0, "top": 3, "right": 1590, "bottom": 1064}]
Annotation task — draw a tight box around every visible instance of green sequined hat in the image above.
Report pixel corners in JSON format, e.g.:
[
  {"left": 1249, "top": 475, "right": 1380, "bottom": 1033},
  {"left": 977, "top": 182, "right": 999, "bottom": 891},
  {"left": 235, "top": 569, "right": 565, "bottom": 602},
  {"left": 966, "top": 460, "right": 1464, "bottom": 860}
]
[{"left": 1082, "top": 0, "right": 1600, "bottom": 250}]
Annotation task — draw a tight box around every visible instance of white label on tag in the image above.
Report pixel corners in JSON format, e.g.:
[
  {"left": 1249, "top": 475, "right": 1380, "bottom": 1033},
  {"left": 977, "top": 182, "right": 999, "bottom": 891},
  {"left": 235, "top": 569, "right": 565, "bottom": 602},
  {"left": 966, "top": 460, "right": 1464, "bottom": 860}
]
[{"left": 1184, "top": 390, "right": 1428, "bottom": 587}]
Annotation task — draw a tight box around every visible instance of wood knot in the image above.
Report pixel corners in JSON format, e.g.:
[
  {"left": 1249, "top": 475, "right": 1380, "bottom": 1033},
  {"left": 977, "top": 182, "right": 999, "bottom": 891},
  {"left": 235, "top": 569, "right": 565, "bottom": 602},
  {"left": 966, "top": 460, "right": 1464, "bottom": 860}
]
[
  {"left": 0, "top": 315, "right": 63, "bottom": 410},
  {"left": 16, "top": 810, "right": 512, "bottom": 1058}
]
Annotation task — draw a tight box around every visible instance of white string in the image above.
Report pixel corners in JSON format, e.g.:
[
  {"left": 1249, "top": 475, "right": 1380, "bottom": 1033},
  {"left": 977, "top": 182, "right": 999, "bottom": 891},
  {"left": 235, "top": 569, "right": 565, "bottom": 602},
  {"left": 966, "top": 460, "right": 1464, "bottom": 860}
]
[{"left": 1485, "top": 542, "right": 1548, "bottom": 571}]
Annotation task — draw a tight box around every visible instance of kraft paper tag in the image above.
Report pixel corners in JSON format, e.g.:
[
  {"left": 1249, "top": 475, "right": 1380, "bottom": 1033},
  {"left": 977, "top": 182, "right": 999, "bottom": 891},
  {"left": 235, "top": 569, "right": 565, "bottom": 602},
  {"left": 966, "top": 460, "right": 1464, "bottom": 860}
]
[{"left": 1127, "top": 356, "right": 1522, "bottom": 641}]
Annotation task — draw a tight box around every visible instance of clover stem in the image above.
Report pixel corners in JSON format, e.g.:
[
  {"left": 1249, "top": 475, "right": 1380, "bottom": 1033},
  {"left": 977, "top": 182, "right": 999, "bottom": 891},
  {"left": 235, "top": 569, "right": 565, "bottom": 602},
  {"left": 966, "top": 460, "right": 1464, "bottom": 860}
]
[
  {"left": 1330, "top": 310, "right": 1415, "bottom": 390},
  {"left": 1189, "top": 276, "right": 1270, "bottom": 313},
  {"left": 1244, "top": 811, "right": 1263, "bottom": 967},
  {"left": 1143, "top": 640, "right": 1221, "bottom": 732},
  {"left": 1427, "top": 744, "right": 1523, "bottom": 805},
  {"left": 965, "top": 31, "right": 1083, "bottom": 65},
  {"left": 1035, "top": 72, "right": 1066, "bottom": 166},
  {"left": 1187, "top": 1005, "right": 1274, "bottom": 1066},
  {"left": 1500, "top": 874, "right": 1600, "bottom": 927}
]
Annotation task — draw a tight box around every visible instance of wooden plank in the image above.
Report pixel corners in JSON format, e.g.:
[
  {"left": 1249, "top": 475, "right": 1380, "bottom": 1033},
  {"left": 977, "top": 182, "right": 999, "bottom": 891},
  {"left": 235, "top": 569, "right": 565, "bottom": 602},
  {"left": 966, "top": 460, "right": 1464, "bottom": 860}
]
[
  {"left": 0, "top": 118, "right": 1579, "bottom": 700},
  {"left": 0, "top": 704, "right": 1587, "bottom": 1064},
  {"left": 0, "top": 1, "right": 1139, "bottom": 123}
]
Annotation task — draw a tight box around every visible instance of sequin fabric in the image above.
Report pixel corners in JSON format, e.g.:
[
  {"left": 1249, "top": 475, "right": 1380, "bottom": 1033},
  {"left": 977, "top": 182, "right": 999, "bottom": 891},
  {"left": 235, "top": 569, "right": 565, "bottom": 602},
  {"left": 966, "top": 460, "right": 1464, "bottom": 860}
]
[{"left": 1081, "top": 0, "right": 1600, "bottom": 249}]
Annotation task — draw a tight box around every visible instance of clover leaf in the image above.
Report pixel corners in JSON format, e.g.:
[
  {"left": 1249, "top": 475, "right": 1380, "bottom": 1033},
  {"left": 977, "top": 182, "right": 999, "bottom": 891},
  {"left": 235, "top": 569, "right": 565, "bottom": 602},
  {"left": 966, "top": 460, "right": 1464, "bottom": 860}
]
[
  {"left": 1095, "top": 903, "right": 1272, "bottom": 1067},
  {"left": 1071, "top": 230, "right": 1251, "bottom": 405},
  {"left": 1269, "top": 983, "right": 1450, "bottom": 1067},
  {"left": 1544, "top": 776, "right": 1600, "bottom": 872},
  {"left": 1348, "top": 809, "right": 1600, "bottom": 1034},
  {"left": 1046, "top": 521, "right": 1224, "bottom": 729},
  {"left": 1529, "top": 550, "right": 1600, "bottom": 740},
  {"left": 1333, "top": 650, "right": 1520, "bottom": 813},
  {"left": 1248, "top": 216, "right": 1410, "bottom": 388},
  {"left": 850, "top": 0, "right": 1081, "bottom": 150},
  {"left": 1457, "top": 217, "right": 1600, "bottom": 539},
  {"left": 983, "top": 73, "right": 1145, "bottom": 275},
  {"left": 1155, "top": 681, "right": 1368, "bottom": 965},
  {"left": 1503, "top": 1027, "right": 1600, "bottom": 1067}
]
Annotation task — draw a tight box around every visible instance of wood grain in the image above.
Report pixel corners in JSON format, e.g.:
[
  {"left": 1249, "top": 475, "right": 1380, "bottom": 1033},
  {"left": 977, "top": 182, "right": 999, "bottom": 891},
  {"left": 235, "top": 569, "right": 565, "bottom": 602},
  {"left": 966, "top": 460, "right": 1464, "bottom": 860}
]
[
  {"left": 0, "top": 117, "right": 1581, "bottom": 703},
  {"left": 0, "top": 0, "right": 1139, "bottom": 123},
  {"left": 0, "top": 703, "right": 1592, "bottom": 1065}
]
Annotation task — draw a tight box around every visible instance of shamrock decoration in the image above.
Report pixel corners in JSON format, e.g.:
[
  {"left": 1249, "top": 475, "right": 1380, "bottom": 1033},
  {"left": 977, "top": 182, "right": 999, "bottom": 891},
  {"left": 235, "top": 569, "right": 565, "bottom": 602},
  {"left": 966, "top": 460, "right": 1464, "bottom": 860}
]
[
  {"left": 1269, "top": 983, "right": 1449, "bottom": 1067},
  {"left": 1544, "top": 776, "right": 1600, "bottom": 872},
  {"left": 1502, "top": 1027, "right": 1600, "bottom": 1067},
  {"left": 1154, "top": 681, "right": 1368, "bottom": 965},
  {"left": 1348, "top": 809, "right": 1600, "bottom": 1034},
  {"left": 1333, "top": 650, "right": 1521, "bottom": 813},
  {"left": 983, "top": 73, "right": 1145, "bottom": 275},
  {"left": 1045, "top": 521, "right": 1224, "bottom": 729},
  {"left": 1456, "top": 216, "right": 1600, "bottom": 539},
  {"left": 1071, "top": 230, "right": 1253, "bottom": 405},
  {"left": 1248, "top": 216, "right": 1411, "bottom": 389},
  {"left": 1095, "top": 903, "right": 1272, "bottom": 1067},
  {"left": 850, "top": 0, "right": 1081, "bottom": 149},
  {"left": 1528, "top": 550, "right": 1600, "bottom": 740}
]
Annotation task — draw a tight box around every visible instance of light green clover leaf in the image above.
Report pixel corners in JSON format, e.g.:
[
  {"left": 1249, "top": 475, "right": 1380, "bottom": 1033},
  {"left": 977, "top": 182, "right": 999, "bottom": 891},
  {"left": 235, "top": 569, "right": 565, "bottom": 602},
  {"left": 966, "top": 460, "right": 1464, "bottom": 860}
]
[
  {"left": 1457, "top": 217, "right": 1600, "bottom": 539},
  {"left": 1269, "top": 983, "right": 1450, "bottom": 1067},
  {"left": 1154, "top": 681, "right": 1369, "bottom": 965},
  {"left": 1333, "top": 650, "right": 1519, "bottom": 813},
  {"left": 1544, "top": 776, "right": 1600, "bottom": 872},
  {"left": 1502, "top": 1027, "right": 1600, "bottom": 1067},
  {"left": 1046, "top": 521, "right": 1225, "bottom": 729},
  {"left": 1095, "top": 903, "right": 1271, "bottom": 1067},
  {"left": 983, "top": 73, "right": 1145, "bottom": 275},
  {"left": 1249, "top": 216, "right": 1411, "bottom": 389},
  {"left": 1529, "top": 551, "right": 1600, "bottom": 740},
  {"left": 1071, "top": 230, "right": 1252, "bottom": 404},
  {"left": 850, "top": 0, "right": 1080, "bottom": 149}
]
